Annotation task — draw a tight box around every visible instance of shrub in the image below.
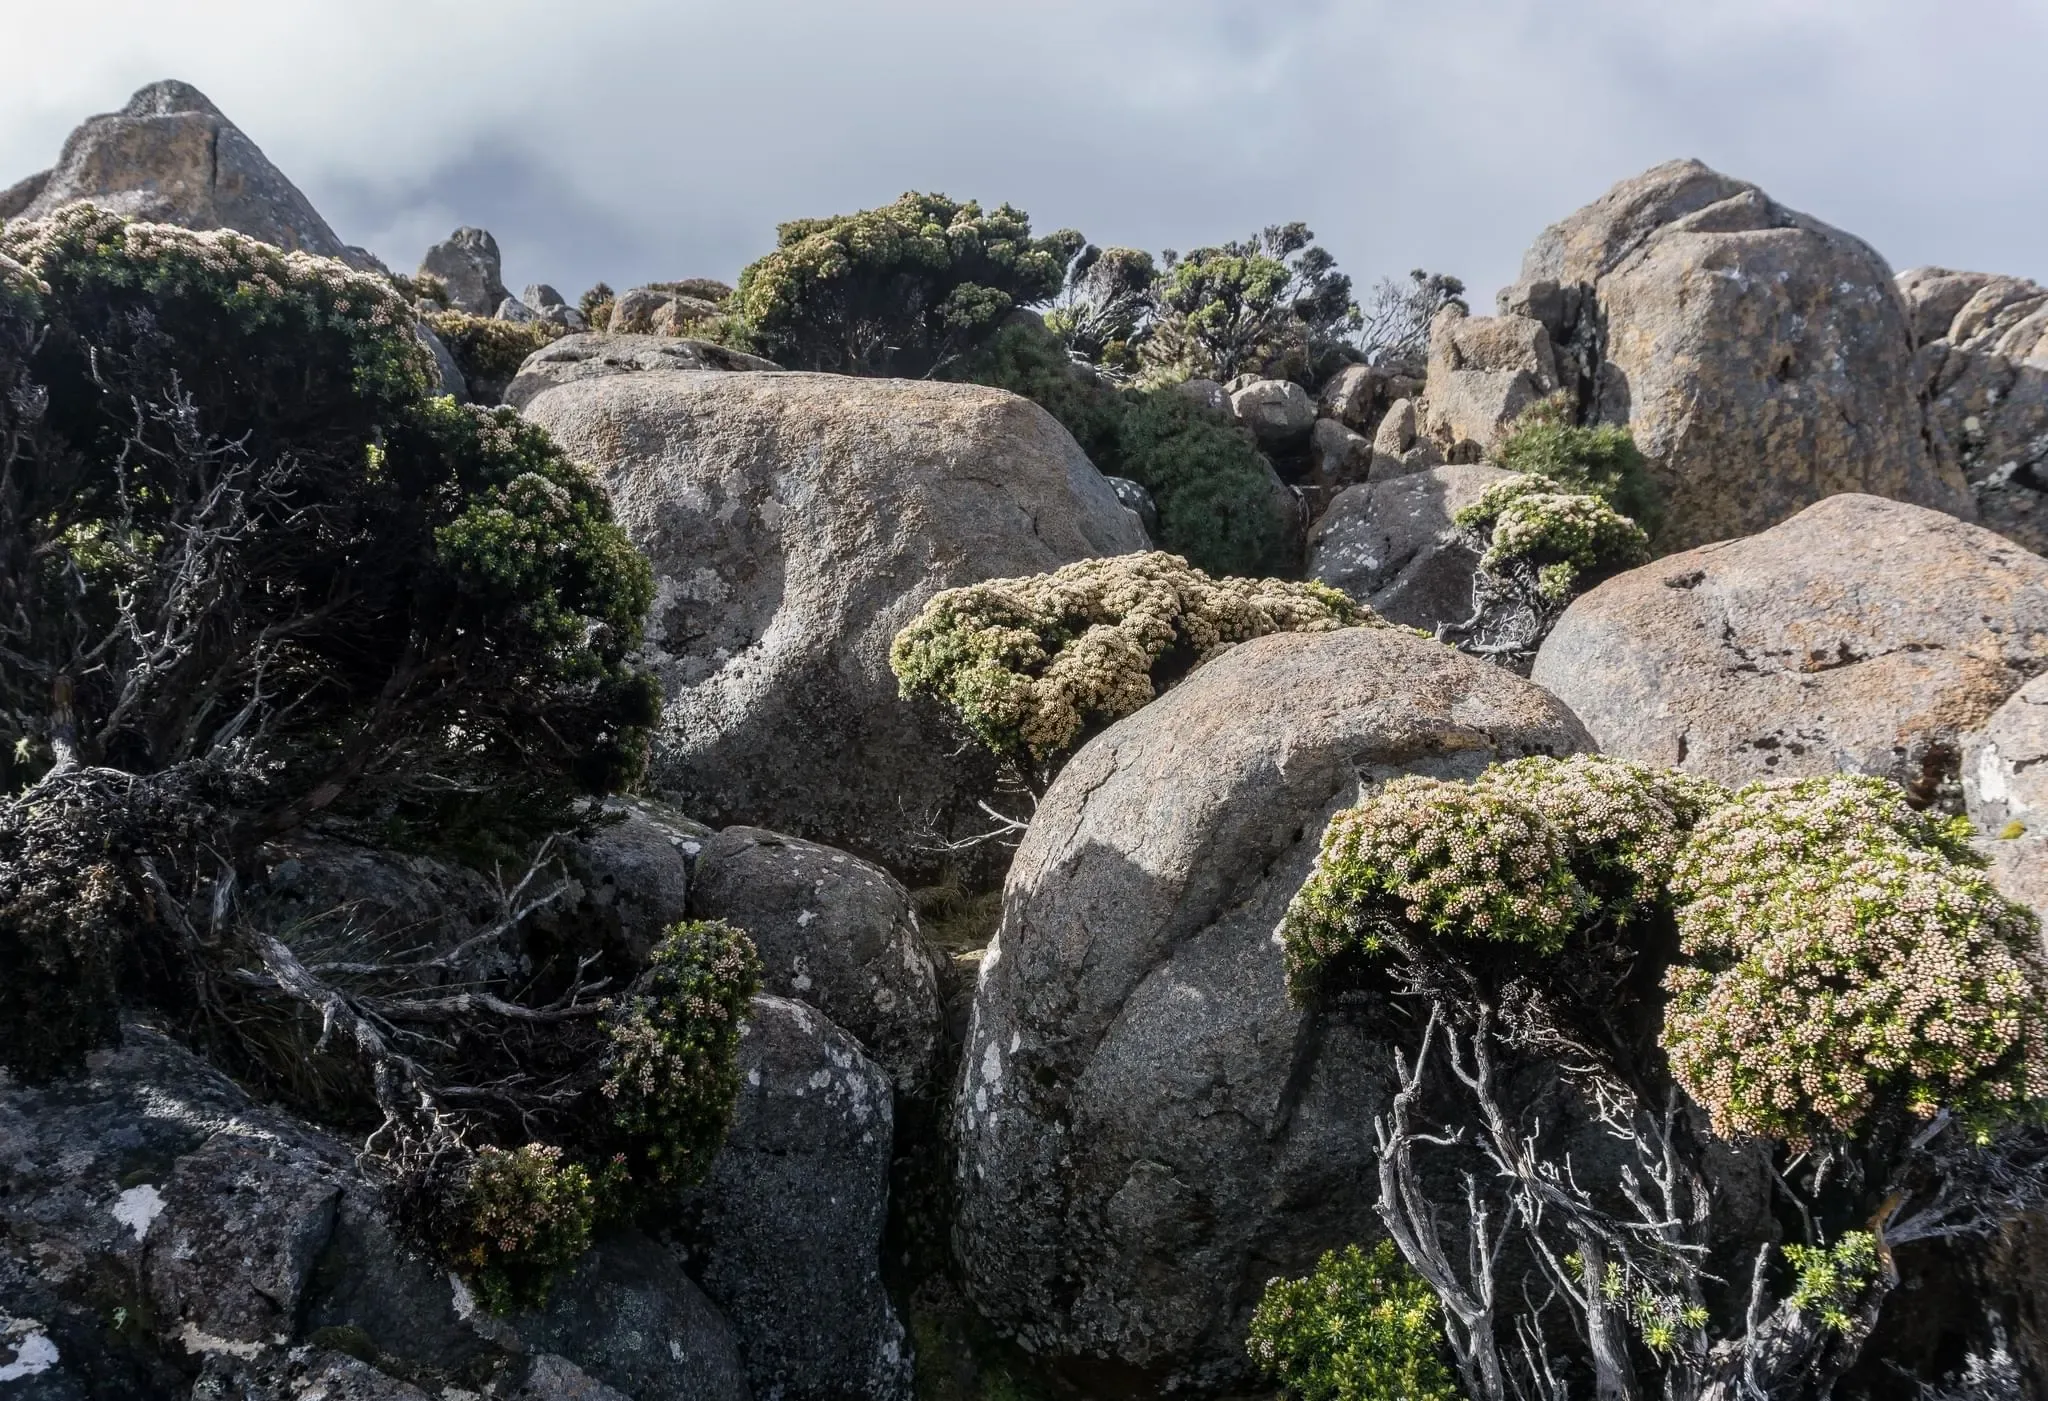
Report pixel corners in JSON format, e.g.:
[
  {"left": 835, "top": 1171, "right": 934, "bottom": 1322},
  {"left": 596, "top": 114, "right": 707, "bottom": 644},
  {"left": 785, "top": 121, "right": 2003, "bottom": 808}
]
[
  {"left": 421, "top": 308, "right": 565, "bottom": 403},
  {"left": 1492, "top": 395, "right": 1662, "bottom": 536},
  {"left": 578, "top": 281, "right": 615, "bottom": 330},
  {"left": 1454, "top": 477, "right": 1651, "bottom": 605},
  {"left": 598, "top": 919, "right": 762, "bottom": 1200},
  {"left": 733, "top": 192, "right": 1082, "bottom": 377},
  {"left": 1282, "top": 775, "right": 1581, "bottom": 990},
  {"left": 1663, "top": 776, "right": 2048, "bottom": 1146},
  {"left": 0, "top": 206, "right": 656, "bottom": 1071},
  {"left": 1043, "top": 244, "right": 1157, "bottom": 374},
  {"left": 1783, "top": 1233, "right": 1881, "bottom": 1335},
  {"left": 447, "top": 1144, "right": 602, "bottom": 1314},
  {"left": 1248, "top": 1241, "right": 1461, "bottom": 1401},
  {"left": 1143, "top": 222, "right": 1359, "bottom": 384},
  {"left": 891, "top": 552, "right": 1374, "bottom": 763},
  {"left": 1357, "top": 269, "right": 1466, "bottom": 375},
  {"left": 952, "top": 319, "right": 1297, "bottom": 577}
]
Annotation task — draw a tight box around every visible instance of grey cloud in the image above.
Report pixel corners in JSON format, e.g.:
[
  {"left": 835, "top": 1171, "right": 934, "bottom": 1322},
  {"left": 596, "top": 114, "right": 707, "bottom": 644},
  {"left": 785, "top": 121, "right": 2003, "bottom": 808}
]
[{"left": 1, "top": 0, "right": 2043, "bottom": 306}]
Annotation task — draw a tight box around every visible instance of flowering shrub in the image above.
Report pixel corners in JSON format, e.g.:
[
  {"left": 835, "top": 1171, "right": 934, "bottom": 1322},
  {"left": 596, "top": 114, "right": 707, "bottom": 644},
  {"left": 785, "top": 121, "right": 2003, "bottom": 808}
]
[
  {"left": 1454, "top": 476, "right": 1651, "bottom": 604},
  {"left": 448, "top": 1144, "right": 602, "bottom": 1314},
  {"left": 1282, "top": 777, "right": 1580, "bottom": 989},
  {"left": 1663, "top": 777, "right": 2048, "bottom": 1146},
  {"left": 599, "top": 919, "right": 761, "bottom": 1199},
  {"left": 1247, "top": 1241, "right": 1460, "bottom": 1401},
  {"left": 891, "top": 552, "right": 1375, "bottom": 762},
  {"left": 1481, "top": 755, "right": 1724, "bottom": 918}
]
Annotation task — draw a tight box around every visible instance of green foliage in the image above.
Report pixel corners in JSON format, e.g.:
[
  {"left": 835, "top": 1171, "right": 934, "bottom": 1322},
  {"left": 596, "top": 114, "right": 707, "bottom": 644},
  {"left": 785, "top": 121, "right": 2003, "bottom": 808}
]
[
  {"left": 1783, "top": 1233, "right": 1881, "bottom": 1335},
  {"left": 1492, "top": 396, "right": 1662, "bottom": 537},
  {"left": 1454, "top": 476, "right": 1651, "bottom": 604},
  {"left": 952, "top": 319, "right": 1296, "bottom": 577},
  {"left": 1663, "top": 776, "right": 2047, "bottom": 1146},
  {"left": 644, "top": 277, "right": 735, "bottom": 304},
  {"left": 734, "top": 192, "right": 1082, "bottom": 377},
  {"left": 1144, "top": 222, "right": 1358, "bottom": 384},
  {"left": 421, "top": 308, "right": 564, "bottom": 401},
  {"left": 1247, "top": 1241, "right": 1462, "bottom": 1401},
  {"left": 598, "top": 920, "right": 762, "bottom": 1200},
  {"left": 578, "top": 281, "right": 615, "bottom": 330},
  {"left": 891, "top": 552, "right": 1373, "bottom": 763},
  {"left": 449, "top": 1144, "right": 602, "bottom": 1315}
]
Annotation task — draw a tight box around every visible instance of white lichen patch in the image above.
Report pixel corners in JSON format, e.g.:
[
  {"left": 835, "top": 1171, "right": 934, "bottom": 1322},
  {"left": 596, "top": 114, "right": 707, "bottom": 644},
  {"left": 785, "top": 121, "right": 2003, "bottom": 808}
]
[
  {"left": 0, "top": 1326, "right": 58, "bottom": 1382},
  {"left": 111, "top": 1183, "right": 165, "bottom": 1241},
  {"left": 175, "top": 1324, "right": 266, "bottom": 1360}
]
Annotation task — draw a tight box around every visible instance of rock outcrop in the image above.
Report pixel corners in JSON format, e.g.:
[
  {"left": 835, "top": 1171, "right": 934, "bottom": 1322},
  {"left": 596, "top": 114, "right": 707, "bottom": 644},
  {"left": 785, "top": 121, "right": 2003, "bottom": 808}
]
[
  {"left": 1500, "top": 159, "right": 1973, "bottom": 549},
  {"left": 1420, "top": 305, "right": 1561, "bottom": 460},
  {"left": 1307, "top": 463, "right": 1511, "bottom": 630},
  {"left": 9, "top": 80, "right": 376, "bottom": 270},
  {"left": 1533, "top": 493, "right": 2048, "bottom": 801},
  {"left": 951, "top": 626, "right": 1591, "bottom": 1387},
  {"left": 420, "top": 227, "right": 510, "bottom": 316},
  {"left": 682, "top": 996, "right": 910, "bottom": 1401},
  {"left": 503, "top": 333, "right": 780, "bottom": 411},
  {"left": 689, "top": 827, "right": 945, "bottom": 1095},
  {"left": 519, "top": 371, "right": 1148, "bottom": 882},
  {"left": 0, "top": 1027, "right": 751, "bottom": 1400},
  {"left": 1900, "top": 267, "right": 2048, "bottom": 556}
]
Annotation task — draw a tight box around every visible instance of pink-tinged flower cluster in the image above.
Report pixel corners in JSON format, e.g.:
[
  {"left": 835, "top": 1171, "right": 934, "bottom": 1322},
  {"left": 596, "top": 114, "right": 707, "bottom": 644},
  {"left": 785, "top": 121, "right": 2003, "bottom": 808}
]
[
  {"left": 1484, "top": 754, "right": 1725, "bottom": 910},
  {"left": 1663, "top": 776, "right": 2048, "bottom": 1146},
  {"left": 891, "top": 551, "right": 1378, "bottom": 760}
]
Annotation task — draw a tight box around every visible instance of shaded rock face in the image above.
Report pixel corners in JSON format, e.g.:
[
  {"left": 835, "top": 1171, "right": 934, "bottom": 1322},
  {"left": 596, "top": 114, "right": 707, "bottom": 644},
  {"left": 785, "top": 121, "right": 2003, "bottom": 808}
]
[
  {"left": 503, "top": 333, "right": 780, "bottom": 412},
  {"left": 1505, "top": 159, "right": 1972, "bottom": 550},
  {"left": 0, "top": 1028, "right": 752, "bottom": 1401},
  {"left": 1307, "top": 463, "right": 1511, "bottom": 631},
  {"left": 682, "top": 996, "right": 909, "bottom": 1401},
  {"left": 419, "top": 227, "right": 509, "bottom": 316},
  {"left": 1533, "top": 493, "right": 2048, "bottom": 804},
  {"left": 519, "top": 371, "right": 1148, "bottom": 884},
  {"left": 1901, "top": 267, "right": 2048, "bottom": 557},
  {"left": 951, "top": 627, "right": 1592, "bottom": 1388},
  {"left": 689, "top": 827, "right": 945, "bottom": 1095},
  {"left": 14, "top": 80, "right": 374, "bottom": 271},
  {"left": 1229, "top": 378, "right": 1315, "bottom": 449}
]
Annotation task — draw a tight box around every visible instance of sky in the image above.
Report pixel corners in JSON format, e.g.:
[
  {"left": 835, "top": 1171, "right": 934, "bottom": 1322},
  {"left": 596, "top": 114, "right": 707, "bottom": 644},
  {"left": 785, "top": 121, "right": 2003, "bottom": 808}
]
[{"left": 2, "top": 0, "right": 2044, "bottom": 308}]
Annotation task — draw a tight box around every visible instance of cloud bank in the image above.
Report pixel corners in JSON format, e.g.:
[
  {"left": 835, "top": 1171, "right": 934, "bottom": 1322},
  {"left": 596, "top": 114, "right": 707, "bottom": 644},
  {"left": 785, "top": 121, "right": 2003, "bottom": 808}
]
[{"left": 3, "top": 0, "right": 2042, "bottom": 305}]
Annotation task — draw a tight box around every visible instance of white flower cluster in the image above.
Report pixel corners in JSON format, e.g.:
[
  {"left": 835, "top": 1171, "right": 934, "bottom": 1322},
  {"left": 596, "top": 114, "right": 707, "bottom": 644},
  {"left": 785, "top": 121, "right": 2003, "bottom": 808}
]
[
  {"left": 1664, "top": 776, "right": 2048, "bottom": 1146},
  {"left": 891, "top": 551, "right": 1378, "bottom": 759},
  {"left": 1454, "top": 475, "right": 1651, "bottom": 602}
]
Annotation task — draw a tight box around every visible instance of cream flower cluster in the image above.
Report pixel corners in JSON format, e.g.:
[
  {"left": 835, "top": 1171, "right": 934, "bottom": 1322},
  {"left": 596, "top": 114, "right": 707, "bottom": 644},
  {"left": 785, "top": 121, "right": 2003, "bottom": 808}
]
[
  {"left": 890, "top": 551, "right": 1377, "bottom": 759},
  {"left": 1454, "top": 475, "right": 1652, "bottom": 602},
  {"left": 1663, "top": 776, "right": 2047, "bottom": 1146}
]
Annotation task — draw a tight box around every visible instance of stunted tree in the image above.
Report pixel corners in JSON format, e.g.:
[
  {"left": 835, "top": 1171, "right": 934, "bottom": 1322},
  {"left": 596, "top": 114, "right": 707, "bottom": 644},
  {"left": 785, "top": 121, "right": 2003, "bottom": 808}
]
[
  {"left": 1356, "top": 268, "right": 1467, "bottom": 374},
  {"left": 733, "top": 191, "right": 1083, "bottom": 377},
  {"left": 0, "top": 208, "right": 755, "bottom": 1310},
  {"left": 1043, "top": 243, "right": 1157, "bottom": 375},
  {"left": 1144, "top": 222, "right": 1359, "bottom": 383}
]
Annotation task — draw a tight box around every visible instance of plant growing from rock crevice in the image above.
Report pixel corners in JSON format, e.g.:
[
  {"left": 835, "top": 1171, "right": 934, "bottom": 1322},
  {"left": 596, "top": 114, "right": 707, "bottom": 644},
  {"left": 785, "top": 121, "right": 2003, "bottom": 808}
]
[{"left": 1248, "top": 1241, "right": 1461, "bottom": 1401}]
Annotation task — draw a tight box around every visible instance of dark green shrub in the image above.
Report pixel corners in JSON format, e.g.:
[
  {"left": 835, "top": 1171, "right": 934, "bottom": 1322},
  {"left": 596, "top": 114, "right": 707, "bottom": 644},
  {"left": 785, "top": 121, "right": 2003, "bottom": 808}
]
[
  {"left": 578, "top": 281, "right": 615, "bottom": 330},
  {"left": 598, "top": 919, "right": 762, "bottom": 1200},
  {"left": 891, "top": 552, "right": 1373, "bottom": 764},
  {"left": 733, "top": 192, "right": 1082, "bottom": 376},
  {"left": 953, "top": 320, "right": 1296, "bottom": 577},
  {"left": 1044, "top": 244, "right": 1157, "bottom": 374},
  {"left": 0, "top": 207, "right": 656, "bottom": 1077},
  {"left": 1492, "top": 396, "right": 1661, "bottom": 538},
  {"left": 421, "top": 308, "right": 565, "bottom": 403},
  {"left": 1248, "top": 1241, "right": 1461, "bottom": 1401}
]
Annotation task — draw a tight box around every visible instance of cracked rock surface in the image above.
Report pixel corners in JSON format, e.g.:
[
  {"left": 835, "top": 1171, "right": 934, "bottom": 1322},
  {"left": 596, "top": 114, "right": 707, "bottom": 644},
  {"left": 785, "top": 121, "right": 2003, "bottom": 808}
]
[
  {"left": 1533, "top": 493, "right": 2048, "bottom": 801},
  {"left": 519, "top": 371, "right": 1146, "bottom": 884},
  {"left": 951, "top": 627, "right": 1591, "bottom": 1389}
]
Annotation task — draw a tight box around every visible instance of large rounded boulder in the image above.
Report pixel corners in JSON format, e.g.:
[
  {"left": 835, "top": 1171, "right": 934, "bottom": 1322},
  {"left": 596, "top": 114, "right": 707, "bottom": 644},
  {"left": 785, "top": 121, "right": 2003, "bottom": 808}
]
[
  {"left": 1533, "top": 493, "right": 2048, "bottom": 801},
  {"left": 1504, "top": 159, "right": 1972, "bottom": 549},
  {"left": 951, "top": 626, "right": 1591, "bottom": 1388},
  {"left": 520, "top": 371, "right": 1148, "bottom": 882}
]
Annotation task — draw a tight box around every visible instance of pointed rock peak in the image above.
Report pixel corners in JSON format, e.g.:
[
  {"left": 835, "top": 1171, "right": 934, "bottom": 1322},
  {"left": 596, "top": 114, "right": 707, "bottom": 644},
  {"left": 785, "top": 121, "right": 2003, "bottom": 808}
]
[{"left": 119, "top": 80, "right": 224, "bottom": 120}]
